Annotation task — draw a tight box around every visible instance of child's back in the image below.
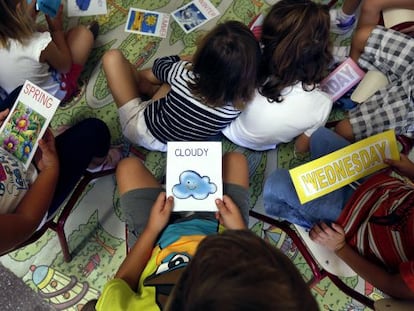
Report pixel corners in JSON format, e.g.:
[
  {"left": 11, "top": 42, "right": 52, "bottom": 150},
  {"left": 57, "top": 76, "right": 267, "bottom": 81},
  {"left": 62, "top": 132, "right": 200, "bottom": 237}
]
[
  {"left": 223, "top": 0, "right": 333, "bottom": 152},
  {"left": 223, "top": 85, "right": 332, "bottom": 151},
  {"left": 146, "top": 21, "right": 261, "bottom": 146},
  {"left": 105, "top": 20, "right": 261, "bottom": 152}
]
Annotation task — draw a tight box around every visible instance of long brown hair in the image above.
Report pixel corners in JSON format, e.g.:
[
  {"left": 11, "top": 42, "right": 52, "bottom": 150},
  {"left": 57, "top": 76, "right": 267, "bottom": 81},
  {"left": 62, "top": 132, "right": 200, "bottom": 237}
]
[
  {"left": 166, "top": 230, "right": 319, "bottom": 311},
  {"left": 0, "top": 0, "right": 35, "bottom": 48},
  {"left": 260, "top": 0, "right": 332, "bottom": 102},
  {"left": 189, "top": 21, "right": 261, "bottom": 110}
]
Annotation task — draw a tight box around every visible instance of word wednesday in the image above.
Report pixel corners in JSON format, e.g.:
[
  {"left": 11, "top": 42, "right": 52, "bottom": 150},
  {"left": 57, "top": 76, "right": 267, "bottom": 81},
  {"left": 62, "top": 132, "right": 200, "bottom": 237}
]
[{"left": 289, "top": 130, "right": 399, "bottom": 204}]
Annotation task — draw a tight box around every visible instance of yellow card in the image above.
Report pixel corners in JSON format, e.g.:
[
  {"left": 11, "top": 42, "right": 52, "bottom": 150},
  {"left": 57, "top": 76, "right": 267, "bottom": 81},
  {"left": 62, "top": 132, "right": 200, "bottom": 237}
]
[{"left": 289, "top": 130, "right": 400, "bottom": 204}]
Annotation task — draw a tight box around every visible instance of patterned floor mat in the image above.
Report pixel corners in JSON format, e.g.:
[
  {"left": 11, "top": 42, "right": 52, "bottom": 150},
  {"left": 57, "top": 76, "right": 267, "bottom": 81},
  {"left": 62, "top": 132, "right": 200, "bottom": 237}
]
[{"left": 0, "top": 0, "right": 385, "bottom": 310}]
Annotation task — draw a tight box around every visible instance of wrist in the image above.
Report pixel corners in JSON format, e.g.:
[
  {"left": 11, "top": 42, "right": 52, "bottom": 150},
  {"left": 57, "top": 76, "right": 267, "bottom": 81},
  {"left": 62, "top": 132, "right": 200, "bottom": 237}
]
[
  {"left": 334, "top": 242, "right": 347, "bottom": 254},
  {"left": 142, "top": 225, "right": 161, "bottom": 238}
]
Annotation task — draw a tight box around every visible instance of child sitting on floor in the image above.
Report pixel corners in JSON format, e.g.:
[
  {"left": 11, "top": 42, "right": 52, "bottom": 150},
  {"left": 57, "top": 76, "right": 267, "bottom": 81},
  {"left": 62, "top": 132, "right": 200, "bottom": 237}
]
[
  {"left": 335, "top": 24, "right": 414, "bottom": 142},
  {"left": 222, "top": 0, "right": 333, "bottom": 152},
  {"left": 0, "top": 0, "right": 98, "bottom": 102},
  {"left": 92, "top": 152, "right": 318, "bottom": 310},
  {"left": 102, "top": 21, "right": 261, "bottom": 152}
]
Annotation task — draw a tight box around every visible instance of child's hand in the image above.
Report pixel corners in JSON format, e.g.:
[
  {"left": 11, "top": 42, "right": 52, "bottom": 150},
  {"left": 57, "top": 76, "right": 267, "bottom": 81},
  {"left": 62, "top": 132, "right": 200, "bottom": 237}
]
[
  {"left": 215, "top": 195, "right": 246, "bottom": 230},
  {"left": 309, "top": 222, "right": 346, "bottom": 252},
  {"left": 385, "top": 153, "right": 414, "bottom": 180},
  {"left": 35, "top": 129, "right": 59, "bottom": 172},
  {"left": 0, "top": 109, "right": 9, "bottom": 127},
  {"left": 45, "top": 4, "right": 64, "bottom": 32},
  {"left": 145, "top": 192, "right": 174, "bottom": 235}
]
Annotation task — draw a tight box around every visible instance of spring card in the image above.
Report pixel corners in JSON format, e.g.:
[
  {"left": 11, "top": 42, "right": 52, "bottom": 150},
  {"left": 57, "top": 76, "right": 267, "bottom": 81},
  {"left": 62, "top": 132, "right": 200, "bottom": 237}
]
[
  {"left": 289, "top": 130, "right": 399, "bottom": 204},
  {"left": 171, "top": 0, "right": 220, "bottom": 33},
  {"left": 166, "top": 141, "right": 223, "bottom": 212},
  {"left": 0, "top": 81, "right": 60, "bottom": 170},
  {"left": 125, "top": 8, "right": 170, "bottom": 38},
  {"left": 67, "top": 0, "right": 107, "bottom": 17}
]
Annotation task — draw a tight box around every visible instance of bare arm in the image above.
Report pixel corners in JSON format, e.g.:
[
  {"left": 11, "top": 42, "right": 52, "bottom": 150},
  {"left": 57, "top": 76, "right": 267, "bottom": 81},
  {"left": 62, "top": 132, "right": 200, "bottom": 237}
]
[
  {"left": 0, "top": 131, "right": 59, "bottom": 254},
  {"left": 39, "top": 5, "right": 72, "bottom": 73},
  {"left": 115, "top": 191, "right": 247, "bottom": 291},
  {"left": 310, "top": 222, "right": 414, "bottom": 299},
  {"left": 385, "top": 153, "right": 414, "bottom": 180},
  {"left": 115, "top": 193, "right": 174, "bottom": 291}
]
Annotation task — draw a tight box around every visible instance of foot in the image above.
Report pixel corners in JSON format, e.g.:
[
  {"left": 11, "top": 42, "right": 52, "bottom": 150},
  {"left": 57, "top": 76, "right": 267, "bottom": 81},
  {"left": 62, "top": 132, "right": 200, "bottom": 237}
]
[
  {"left": 330, "top": 9, "right": 356, "bottom": 35},
  {"left": 87, "top": 21, "right": 100, "bottom": 40}
]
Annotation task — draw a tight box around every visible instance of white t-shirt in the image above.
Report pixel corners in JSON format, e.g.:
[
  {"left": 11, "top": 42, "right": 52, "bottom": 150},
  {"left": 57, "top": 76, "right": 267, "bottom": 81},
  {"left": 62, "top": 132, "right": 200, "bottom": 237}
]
[
  {"left": 222, "top": 83, "right": 333, "bottom": 151},
  {"left": 0, "top": 148, "right": 37, "bottom": 214},
  {"left": 0, "top": 32, "right": 63, "bottom": 98}
]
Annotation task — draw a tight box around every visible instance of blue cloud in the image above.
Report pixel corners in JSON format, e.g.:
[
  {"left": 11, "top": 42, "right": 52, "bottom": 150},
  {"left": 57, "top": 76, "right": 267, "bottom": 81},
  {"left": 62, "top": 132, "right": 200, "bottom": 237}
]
[{"left": 172, "top": 170, "right": 217, "bottom": 200}]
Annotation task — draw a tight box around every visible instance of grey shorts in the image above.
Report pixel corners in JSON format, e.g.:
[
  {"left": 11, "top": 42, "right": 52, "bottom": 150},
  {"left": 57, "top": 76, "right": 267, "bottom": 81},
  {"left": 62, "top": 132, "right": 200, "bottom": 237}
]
[
  {"left": 121, "top": 183, "right": 249, "bottom": 247},
  {"left": 349, "top": 26, "right": 414, "bottom": 140}
]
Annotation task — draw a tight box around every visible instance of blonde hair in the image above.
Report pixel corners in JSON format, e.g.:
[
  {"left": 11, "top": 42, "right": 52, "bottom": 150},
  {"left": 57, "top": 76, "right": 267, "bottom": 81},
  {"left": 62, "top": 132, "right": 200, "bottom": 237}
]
[{"left": 0, "top": 0, "right": 35, "bottom": 48}]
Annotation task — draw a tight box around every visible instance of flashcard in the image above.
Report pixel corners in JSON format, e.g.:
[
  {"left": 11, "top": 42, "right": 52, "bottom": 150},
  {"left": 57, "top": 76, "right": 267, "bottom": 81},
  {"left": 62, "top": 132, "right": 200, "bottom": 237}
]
[
  {"left": 166, "top": 141, "right": 223, "bottom": 212},
  {"left": 125, "top": 8, "right": 170, "bottom": 38},
  {"left": 67, "top": 0, "right": 107, "bottom": 17},
  {"left": 172, "top": 0, "right": 220, "bottom": 33}
]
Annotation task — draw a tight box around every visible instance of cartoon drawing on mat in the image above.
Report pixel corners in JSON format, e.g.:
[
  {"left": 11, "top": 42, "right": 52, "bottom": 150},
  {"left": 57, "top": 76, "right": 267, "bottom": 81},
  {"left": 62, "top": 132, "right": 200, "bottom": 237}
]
[
  {"left": 172, "top": 170, "right": 217, "bottom": 200},
  {"left": 30, "top": 264, "right": 100, "bottom": 310}
]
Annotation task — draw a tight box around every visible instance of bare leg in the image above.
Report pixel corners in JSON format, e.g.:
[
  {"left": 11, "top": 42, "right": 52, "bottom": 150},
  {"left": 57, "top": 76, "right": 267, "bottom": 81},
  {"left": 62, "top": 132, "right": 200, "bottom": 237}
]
[
  {"left": 222, "top": 152, "right": 249, "bottom": 189},
  {"left": 116, "top": 157, "right": 160, "bottom": 195},
  {"left": 102, "top": 50, "right": 142, "bottom": 107},
  {"left": 134, "top": 68, "right": 163, "bottom": 97},
  {"left": 350, "top": 25, "right": 375, "bottom": 61},
  {"left": 342, "top": 0, "right": 361, "bottom": 15},
  {"left": 335, "top": 119, "right": 355, "bottom": 142},
  {"left": 65, "top": 25, "right": 94, "bottom": 65},
  {"left": 357, "top": 0, "right": 414, "bottom": 29}
]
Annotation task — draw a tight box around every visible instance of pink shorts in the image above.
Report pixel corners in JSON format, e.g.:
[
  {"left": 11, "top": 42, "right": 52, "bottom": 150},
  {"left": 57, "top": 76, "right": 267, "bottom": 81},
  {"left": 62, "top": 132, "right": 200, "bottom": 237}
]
[{"left": 60, "top": 63, "right": 83, "bottom": 101}]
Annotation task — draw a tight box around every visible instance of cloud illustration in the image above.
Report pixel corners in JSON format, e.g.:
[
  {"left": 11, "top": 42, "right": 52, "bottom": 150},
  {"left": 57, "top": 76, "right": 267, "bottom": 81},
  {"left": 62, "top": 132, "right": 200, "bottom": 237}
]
[{"left": 172, "top": 170, "right": 217, "bottom": 200}]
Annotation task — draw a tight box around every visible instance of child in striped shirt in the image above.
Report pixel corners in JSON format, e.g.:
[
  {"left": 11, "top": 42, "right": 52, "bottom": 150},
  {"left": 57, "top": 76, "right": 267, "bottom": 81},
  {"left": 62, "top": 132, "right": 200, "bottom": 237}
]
[{"left": 103, "top": 21, "right": 260, "bottom": 151}]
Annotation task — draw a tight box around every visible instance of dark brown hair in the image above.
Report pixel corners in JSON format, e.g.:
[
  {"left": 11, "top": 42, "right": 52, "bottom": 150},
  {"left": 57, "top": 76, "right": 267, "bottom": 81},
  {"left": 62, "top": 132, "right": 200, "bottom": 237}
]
[
  {"left": 166, "top": 230, "right": 319, "bottom": 311},
  {"left": 0, "top": 0, "right": 35, "bottom": 48},
  {"left": 260, "top": 0, "right": 332, "bottom": 102},
  {"left": 189, "top": 21, "right": 261, "bottom": 110}
]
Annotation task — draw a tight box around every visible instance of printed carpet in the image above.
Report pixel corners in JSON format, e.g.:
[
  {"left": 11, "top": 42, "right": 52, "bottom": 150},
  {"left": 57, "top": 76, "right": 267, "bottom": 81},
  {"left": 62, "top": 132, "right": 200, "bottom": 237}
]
[{"left": 0, "top": 0, "right": 385, "bottom": 310}]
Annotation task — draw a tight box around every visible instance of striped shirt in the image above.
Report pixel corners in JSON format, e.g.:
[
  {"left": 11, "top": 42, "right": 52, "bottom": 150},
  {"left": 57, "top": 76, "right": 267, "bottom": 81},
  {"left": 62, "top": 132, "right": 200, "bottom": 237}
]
[
  {"left": 338, "top": 173, "right": 414, "bottom": 293},
  {"left": 144, "top": 56, "right": 241, "bottom": 143}
]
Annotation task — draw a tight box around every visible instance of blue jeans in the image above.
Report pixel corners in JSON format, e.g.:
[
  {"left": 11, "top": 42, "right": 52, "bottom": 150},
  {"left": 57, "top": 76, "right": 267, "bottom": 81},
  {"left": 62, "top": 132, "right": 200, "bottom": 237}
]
[{"left": 263, "top": 127, "right": 356, "bottom": 229}]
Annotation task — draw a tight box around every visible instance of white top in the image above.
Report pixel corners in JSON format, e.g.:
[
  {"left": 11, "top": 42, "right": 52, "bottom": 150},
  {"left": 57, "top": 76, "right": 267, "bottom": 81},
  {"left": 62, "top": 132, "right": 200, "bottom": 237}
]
[
  {"left": 0, "top": 32, "right": 62, "bottom": 98},
  {"left": 222, "top": 83, "right": 333, "bottom": 151}
]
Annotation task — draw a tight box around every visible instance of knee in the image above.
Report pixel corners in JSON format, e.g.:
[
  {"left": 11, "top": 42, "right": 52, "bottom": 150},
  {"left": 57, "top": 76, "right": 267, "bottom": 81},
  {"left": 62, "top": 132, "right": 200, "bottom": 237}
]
[
  {"left": 102, "top": 49, "right": 125, "bottom": 71},
  {"left": 70, "top": 24, "right": 94, "bottom": 42},
  {"left": 335, "top": 119, "right": 355, "bottom": 142},
  {"left": 116, "top": 157, "right": 143, "bottom": 179},
  {"left": 223, "top": 152, "right": 247, "bottom": 167},
  {"left": 263, "top": 169, "right": 291, "bottom": 199}
]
